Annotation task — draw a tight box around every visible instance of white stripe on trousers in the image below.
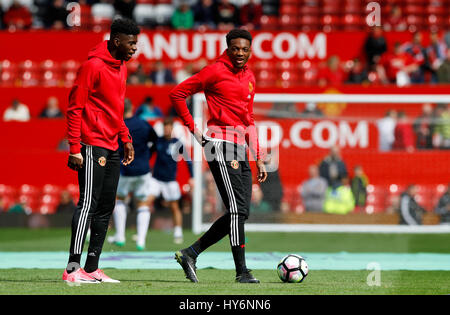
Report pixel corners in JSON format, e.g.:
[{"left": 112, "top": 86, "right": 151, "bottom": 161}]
[
  {"left": 74, "top": 145, "right": 93, "bottom": 254},
  {"left": 213, "top": 141, "right": 240, "bottom": 247}
]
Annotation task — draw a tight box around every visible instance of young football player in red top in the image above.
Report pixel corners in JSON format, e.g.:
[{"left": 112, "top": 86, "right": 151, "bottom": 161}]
[
  {"left": 63, "top": 18, "right": 138, "bottom": 284},
  {"left": 170, "top": 29, "right": 267, "bottom": 283}
]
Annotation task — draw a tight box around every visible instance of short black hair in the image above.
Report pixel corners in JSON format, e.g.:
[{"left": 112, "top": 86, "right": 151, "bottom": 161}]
[
  {"left": 226, "top": 29, "right": 252, "bottom": 47},
  {"left": 110, "top": 18, "right": 140, "bottom": 39}
]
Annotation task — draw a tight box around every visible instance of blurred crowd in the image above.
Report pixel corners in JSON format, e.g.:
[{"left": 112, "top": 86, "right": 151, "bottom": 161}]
[{"left": 0, "top": 0, "right": 265, "bottom": 31}]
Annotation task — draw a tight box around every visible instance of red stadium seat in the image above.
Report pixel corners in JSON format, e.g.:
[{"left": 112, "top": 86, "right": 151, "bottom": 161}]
[
  {"left": 41, "top": 70, "right": 61, "bottom": 87},
  {"left": 299, "top": 15, "right": 320, "bottom": 31},
  {"left": 300, "top": 5, "right": 320, "bottom": 15},
  {"left": 404, "top": 5, "right": 425, "bottom": 15},
  {"left": 19, "top": 184, "right": 40, "bottom": 197},
  {"left": 256, "top": 69, "right": 277, "bottom": 88},
  {"left": 322, "top": 2, "right": 341, "bottom": 14},
  {"left": 42, "top": 184, "right": 62, "bottom": 197},
  {"left": 341, "top": 14, "right": 364, "bottom": 30},
  {"left": 61, "top": 59, "right": 81, "bottom": 72},
  {"left": 0, "top": 69, "right": 19, "bottom": 87},
  {"left": 321, "top": 14, "right": 341, "bottom": 32},
  {"left": 279, "top": 14, "right": 299, "bottom": 30},
  {"left": 18, "top": 60, "right": 38, "bottom": 72},
  {"left": 20, "top": 70, "right": 40, "bottom": 87},
  {"left": 278, "top": 70, "right": 301, "bottom": 88},
  {"left": 253, "top": 60, "right": 272, "bottom": 71},
  {"left": 260, "top": 15, "right": 278, "bottom": 30},
  {"left": 40, "top": 59, "right": 58, "bottom": 72},
  {"left": 276, "top": 60, "right": 297, "bottom": 71},
  {"left": 280, "top": 4, "right": 299, "bottom": 15},
  {"left": 426, "top": 5, "right": 445, "bottom": 15}
]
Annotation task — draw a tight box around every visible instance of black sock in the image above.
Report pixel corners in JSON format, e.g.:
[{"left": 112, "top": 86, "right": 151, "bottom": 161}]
[
  {"left": 84, "top": 252, "right": 100, "bottom": 273},
  {"left": 231, "top": 245, "right": 247, "bottom": 275},
  {"left": 187, "top": 214, "right": 230, "bottom": 257}
]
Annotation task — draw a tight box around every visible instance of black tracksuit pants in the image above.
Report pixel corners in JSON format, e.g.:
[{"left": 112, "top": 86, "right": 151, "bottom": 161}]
[
  {"left": 190, "top": 140, "right": 252, "bottom": 274},
  {"left": 68, "top": 144, "right": 120, "bottom": 271}
]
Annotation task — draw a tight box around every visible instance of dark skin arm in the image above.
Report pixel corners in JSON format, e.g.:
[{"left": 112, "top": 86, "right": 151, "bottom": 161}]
[
  {"left": 256, "top": 159, "right": 268, "bottom": 183},
  {"left": 122, "top": 142, "right": 135, "bottom": 166}
]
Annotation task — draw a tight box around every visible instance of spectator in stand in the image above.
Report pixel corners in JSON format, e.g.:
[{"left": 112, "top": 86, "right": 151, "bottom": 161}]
[
  {"left": 377, "top": 109, "right": 397, "bottom": 151},
  {"left": 3, "top": 99, "right": 30, "bottom": 122},
  {"left": 301, "top": 164, "right": 328, "bottom": 212},
  {"left": 214, "top": 0, "right": 239, "bottom": 31},
  {"left": 413, "top": 103, "right": 434, "bottom": 150},
  {"left": 427, "top": 31, "right": 447, "bottom": 83},
  {"left": 135, "top": 96, "right": 163, "bottom": 120},
  {"left": 114, "top": 0, "right": 136, "bottom": 21},
  {"left": 383, "top": 4, "right": 407, "bottom": 32},
  {"left": 346, "top": 58, "right": 368, "bottom": 84},
  {"left": 433, "top": 104, "right": 450, "bottom": 149},
  {"left": 317, "top": 55, "right": 345, "bottom": 87},
  {"left": 351, "top": 165, "right": 368, "bottom": 212},
  {"left": 149, "top": 61, "right": 176, "bottom": 85},
  {"left": 3, "top": 0, "right": 32, "bottom": 30},
  {"left": 300, "top": 102, "right": 324, "bottom": 118},
  {"left": 319, "top": 145, "right": 348, "bottom": 189},
  {"left": 403, "top": 32, "right": 429, "bottom": 84},
  {"left": 39, "top": 96, "right": 64, "bottom": 118},
  {"left": 171, "top": 2, "right": 194, "bottom": 30},
  {"left": 175, "top": 62, "right": 194, "bottom": 84},
  {"left": 437, "top": 49, "right": 450, "bottom": 83},
  {"left": 44, "top": 0, "right": 68, "bottom": 29},
  {"left": 239, "top": 0, "right": 262, "bottom": 30},
  {"left": 323, "top": 177, "right": 355, "bottom": 215},
  {"left": 127, "top": 64, "right": 151, "bottom": 85},
  {"left": 399, "top": 184, "right": 425, "bottom": 225},
  {"left": 364, "top": 26, "right": 387, "bottom": 68},
  {"left": 56, "top": 190, "right": 77, "bottom": 213},
  {"left": 435, "top": 184, "right": 450, "bottom": 224},
  {"left": 260, "top": 148, "right": 283, "bottom": 211},
  {"left": 377, "top": 42, "right": 419, "bottom": 86},
  {"left": 250, "top": 184, "right": 272, "bottom": 213},
  {"left": 0, "top": 5, "right": 4, "bottom": 30},
  {"left": 392, "top": 111, "right": 415, "bottom": 152},
  {"left": 193, "top": 0, "right": 216, "bottom": 30}
]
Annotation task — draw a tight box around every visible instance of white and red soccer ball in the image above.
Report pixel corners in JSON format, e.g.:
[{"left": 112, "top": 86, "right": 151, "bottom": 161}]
[{"left": 277, "top": 254, "right": 309, "bottom": 283}]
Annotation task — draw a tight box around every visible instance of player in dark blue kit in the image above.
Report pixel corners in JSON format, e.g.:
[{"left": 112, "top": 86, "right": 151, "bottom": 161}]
[
  {"left": 151, "top": 117, "right": 193, "bottom": 244},
  {"left": 109, "top": 99, "right": 159, "bottom": 250}
]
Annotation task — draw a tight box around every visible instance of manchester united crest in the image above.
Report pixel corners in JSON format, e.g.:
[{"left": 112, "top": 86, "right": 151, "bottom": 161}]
[
  {"left": 230, "top": 160, "right": 239, "bottom": 169},
  {"left": 98, "top": 156, "right": 106, "bottom": 167},
  {"left": 248, "top": 82, "right": 253, "bottom": 93}
]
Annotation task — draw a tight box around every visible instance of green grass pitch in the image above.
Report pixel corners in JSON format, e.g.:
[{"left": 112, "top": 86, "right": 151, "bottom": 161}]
[{"left": 0, "top": 228, "right": 449, "bottom": 295}]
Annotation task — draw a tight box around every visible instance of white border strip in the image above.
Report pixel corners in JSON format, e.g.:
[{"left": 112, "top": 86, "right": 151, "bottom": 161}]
[
  {"left": 201, "top": 223, "right": 450, "bottom": 234},
  {"left": 254, "top": 94, "right": 450, "bottom": 104}
]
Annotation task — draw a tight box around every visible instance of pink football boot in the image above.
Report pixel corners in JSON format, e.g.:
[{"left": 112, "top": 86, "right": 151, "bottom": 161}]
[
  {"left": 62, "top": 268, "right": 99, "bottom": 284},
  {"left": 85, "top": 269, "right": 120, "bottom": 283}
]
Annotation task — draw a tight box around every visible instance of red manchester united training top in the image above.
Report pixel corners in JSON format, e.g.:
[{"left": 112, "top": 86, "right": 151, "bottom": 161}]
[
  {"left": 169, "top": 51, "right": 261, "bottom": 160},
  {"left": 67, "top": 40, "right": 132, "bottom": 155}
]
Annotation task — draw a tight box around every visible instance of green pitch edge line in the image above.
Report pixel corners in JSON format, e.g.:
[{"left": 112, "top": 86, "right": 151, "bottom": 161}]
[{"left": 1, "top": 252, "right": 450, "bottom": 270}]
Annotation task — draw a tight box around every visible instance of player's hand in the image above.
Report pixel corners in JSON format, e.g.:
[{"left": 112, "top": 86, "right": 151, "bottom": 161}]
[
  {"left": 193, "top": 128, "right": 207, "bottom": 147},
  {"left": 256, "top": 159, "right": 268, "bottom": 183},
  {"left": 68, "top": 153, "right": 83, "bottom": 171},
  {"left": 122, "top": 142, "right": 135, "bottom": 166}
]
